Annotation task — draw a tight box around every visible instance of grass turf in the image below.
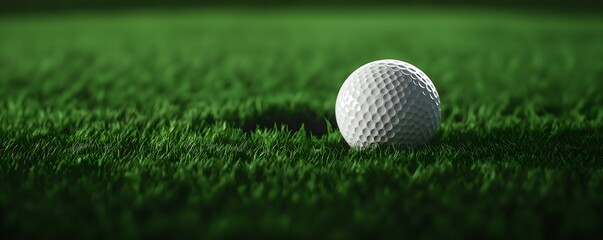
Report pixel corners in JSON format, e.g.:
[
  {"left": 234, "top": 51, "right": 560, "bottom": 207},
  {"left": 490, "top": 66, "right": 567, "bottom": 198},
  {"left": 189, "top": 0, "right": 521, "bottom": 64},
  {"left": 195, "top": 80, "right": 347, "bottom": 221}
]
[{"left": 1, "top": 8, "right": 603, "bottom": 239}]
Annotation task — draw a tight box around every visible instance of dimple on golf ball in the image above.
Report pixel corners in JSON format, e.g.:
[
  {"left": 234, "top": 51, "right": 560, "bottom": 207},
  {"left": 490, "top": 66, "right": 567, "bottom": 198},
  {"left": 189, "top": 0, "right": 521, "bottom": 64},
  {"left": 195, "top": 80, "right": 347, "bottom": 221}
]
[{"left": 335, "top": 59, "right": 441, "bottom": 148}]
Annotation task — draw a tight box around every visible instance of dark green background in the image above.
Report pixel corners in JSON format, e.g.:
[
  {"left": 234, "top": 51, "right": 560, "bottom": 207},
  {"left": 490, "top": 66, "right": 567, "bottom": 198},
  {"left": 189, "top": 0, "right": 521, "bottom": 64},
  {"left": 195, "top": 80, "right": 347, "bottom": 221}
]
[{"left": 3, "top": 0, "right": 602, "bottom": 13}]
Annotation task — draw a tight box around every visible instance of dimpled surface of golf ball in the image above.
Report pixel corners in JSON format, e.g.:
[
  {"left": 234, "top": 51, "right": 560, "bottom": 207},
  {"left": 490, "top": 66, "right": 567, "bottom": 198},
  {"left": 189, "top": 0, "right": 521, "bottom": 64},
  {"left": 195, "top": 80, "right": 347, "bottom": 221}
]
[{"left": 335, "top": 59, "right": 441, "bottom": 148}]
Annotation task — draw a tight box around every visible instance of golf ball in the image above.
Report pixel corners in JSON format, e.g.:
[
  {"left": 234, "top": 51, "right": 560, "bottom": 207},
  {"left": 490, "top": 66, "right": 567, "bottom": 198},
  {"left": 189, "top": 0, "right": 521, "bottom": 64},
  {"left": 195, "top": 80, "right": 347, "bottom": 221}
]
[{"left": 335, "top": 59, "right": 441, "bottom": 148}]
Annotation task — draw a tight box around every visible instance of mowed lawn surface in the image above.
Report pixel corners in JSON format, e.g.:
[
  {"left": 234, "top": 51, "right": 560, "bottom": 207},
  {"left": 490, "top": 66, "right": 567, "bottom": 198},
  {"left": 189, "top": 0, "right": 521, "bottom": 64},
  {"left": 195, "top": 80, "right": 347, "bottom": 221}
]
[{"left": 1, "top": 9, "right": 602, "bottom": 239}]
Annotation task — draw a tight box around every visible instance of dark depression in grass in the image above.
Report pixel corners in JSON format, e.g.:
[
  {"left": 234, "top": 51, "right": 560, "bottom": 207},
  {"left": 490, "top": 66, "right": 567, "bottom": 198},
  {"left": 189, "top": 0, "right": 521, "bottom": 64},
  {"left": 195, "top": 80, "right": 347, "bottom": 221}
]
[{"left": 1, "top": 9, "right": 602, "bottom": 239}]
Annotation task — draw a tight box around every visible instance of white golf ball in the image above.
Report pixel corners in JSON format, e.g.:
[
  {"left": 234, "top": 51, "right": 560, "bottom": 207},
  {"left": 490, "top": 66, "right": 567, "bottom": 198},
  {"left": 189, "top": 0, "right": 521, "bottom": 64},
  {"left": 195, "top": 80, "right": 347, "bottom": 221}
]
[{"left": 335, "top": 59, "right": 441, "bottom": 148}]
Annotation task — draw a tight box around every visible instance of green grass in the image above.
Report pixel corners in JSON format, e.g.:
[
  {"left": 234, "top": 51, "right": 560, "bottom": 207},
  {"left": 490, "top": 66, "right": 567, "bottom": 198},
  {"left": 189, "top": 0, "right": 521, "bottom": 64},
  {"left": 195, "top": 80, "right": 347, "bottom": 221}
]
[{"left": 1, "top": 8, "right": 603, "bottom": 239}]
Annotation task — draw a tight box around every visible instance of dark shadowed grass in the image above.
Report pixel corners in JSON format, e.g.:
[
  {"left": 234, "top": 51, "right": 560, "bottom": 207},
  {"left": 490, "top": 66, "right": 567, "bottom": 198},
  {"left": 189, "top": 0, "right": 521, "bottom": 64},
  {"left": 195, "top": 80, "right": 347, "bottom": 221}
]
[{"left": 1, "top": 8, "right": 603, "bottom": 239}]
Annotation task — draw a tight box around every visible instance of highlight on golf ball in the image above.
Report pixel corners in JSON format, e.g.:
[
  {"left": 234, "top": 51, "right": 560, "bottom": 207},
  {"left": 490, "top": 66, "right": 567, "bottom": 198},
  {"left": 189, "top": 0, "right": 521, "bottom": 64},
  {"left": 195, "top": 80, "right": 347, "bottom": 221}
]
[{"left": 335, "top": 59, "right": 441, "bottom": 148}]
